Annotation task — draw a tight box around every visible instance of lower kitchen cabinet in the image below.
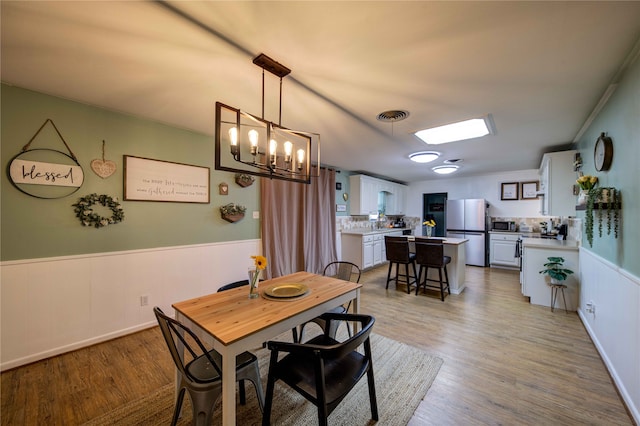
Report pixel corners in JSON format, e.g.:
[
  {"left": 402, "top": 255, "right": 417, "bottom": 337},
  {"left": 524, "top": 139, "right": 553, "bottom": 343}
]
[
  {"left": 341, "top": 230, "right": 403, "bottom": 270},
  {"left": 489, "top": 232, "right": 520, "bottom": 269}
]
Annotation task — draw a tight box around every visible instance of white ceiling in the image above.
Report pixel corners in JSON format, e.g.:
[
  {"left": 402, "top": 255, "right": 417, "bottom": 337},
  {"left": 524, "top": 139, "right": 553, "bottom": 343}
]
[{"left": 2, "top": 1, "right": 640, "bottom": 183}]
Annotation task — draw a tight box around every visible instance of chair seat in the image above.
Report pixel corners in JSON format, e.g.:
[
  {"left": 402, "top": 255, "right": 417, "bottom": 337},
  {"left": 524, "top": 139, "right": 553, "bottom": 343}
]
[
  {"left": 275, "top": 335, "right": 370, "bottom": 405},
  {"left": 187, "top": 350, "right": 258, "bottom": 384}
]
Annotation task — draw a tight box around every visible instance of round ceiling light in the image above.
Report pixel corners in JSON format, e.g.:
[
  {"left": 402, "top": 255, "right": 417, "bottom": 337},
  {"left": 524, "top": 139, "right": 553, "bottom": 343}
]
[
  {"left": 432, "top": 165, "right": 459, "bottom": 174},
  {"left": 409, "top": 151, "right": 440, "bottom": 163}
]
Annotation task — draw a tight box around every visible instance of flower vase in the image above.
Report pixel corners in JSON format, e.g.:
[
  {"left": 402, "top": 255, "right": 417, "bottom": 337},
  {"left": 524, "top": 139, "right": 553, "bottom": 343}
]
[
  {"left": 426, "top": 226, "right": 433, "bottom": 238},
  {"left": 248, "top": 268, "right": 260, "bottom": 299},
  {"left": 577, "top": 189, "right": 589, "bottom": 206}
]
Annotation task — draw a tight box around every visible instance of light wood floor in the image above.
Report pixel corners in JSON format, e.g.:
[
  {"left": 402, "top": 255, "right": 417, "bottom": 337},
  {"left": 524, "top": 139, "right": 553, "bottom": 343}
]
[{"left": 1, "top": 265, "right": 633, "bottom": 425}]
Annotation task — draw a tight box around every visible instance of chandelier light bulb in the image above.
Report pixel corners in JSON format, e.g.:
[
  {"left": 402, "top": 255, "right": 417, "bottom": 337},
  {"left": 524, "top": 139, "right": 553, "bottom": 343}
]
[
  {"left": 284, "top": 141, "right": 293, "bottom": 163},
  {"left": 228, "top": 127, "right": 239, "bottom": 157},
  {"left": 297, "top": 148, "right": 305, "bottom": 170},
  {"left": 248, "top": 129, "right": 259, "bottom": 156},
  {"left": 269, "top": 139, "right": 277, "bottom": 166}
]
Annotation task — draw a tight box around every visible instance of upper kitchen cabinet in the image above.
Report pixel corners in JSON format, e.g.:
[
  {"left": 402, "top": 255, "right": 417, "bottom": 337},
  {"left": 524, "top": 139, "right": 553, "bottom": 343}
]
[
  {"left": 538, "top": 150, "right": 576, "bottom": 216},
  {"left": 349, "top": 175, "right": 407, "bottom": 216}
]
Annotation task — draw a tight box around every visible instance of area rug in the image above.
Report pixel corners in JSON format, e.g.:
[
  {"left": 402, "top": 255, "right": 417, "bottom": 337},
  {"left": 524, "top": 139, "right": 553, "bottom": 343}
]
[{"left": 83, "top": 333, "right": 442, "bottom": 425}]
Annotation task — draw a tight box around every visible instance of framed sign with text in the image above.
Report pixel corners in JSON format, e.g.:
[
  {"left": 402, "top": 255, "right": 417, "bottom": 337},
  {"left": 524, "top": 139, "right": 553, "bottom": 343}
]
[
  {"left": 7, "top": 119, "right": 84, "bottom": 199},
  {"left": 500, "top": 182, "right": 519, "bottom": 200},
  {"left": 124, "top": 156, "right": 210, "bottom": 203},
  {"left": 520, "top": 181, "right": 539, "bottom": 199}
]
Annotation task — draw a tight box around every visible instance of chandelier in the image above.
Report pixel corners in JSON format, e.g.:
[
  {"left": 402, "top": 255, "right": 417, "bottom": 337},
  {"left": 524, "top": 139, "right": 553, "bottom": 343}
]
[{"left": 215, "top": 54, "right": 320, "bottom": 184}]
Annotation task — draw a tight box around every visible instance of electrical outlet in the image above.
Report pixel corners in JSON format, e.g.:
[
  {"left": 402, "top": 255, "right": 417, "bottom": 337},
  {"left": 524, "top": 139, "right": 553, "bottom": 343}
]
[
  {"left": 586, "top": 300, "right": 595, "bottom": 314},
  {"left": 140, "top": 295, "right": 149, "bottom": 306},
  {"left": 253, "top": 211, "right": 260, "bottom": 219}
]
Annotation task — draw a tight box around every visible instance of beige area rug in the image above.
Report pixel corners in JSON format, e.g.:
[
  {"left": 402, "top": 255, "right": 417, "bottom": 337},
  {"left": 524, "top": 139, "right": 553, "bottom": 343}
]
[{"left": 83, "top": 333, "right": 442, "bottom": 425}]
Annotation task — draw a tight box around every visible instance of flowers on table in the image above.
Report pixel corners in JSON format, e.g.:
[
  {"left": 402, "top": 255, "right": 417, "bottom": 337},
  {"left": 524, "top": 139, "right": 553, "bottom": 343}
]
[
  {"left": 576, "top": 175, "right": 598, "bottom": 191},
  {"left": 248, "top": 255, "right": 268, "bottom": 298},
  {"left": 423, "top": 219, "right": 436, "bottom": 237}
]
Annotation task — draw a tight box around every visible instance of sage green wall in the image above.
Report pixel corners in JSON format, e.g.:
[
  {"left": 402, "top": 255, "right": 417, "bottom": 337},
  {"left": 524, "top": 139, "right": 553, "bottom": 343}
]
[
  {"left": 335, "top": 170, "right": 350, "bottom": 216},
  {"left": 575, "top": 54, "right": 639, "bottom": 276},
  {"left": 1, "top": 85, "right": 260, "bottom": 261}
]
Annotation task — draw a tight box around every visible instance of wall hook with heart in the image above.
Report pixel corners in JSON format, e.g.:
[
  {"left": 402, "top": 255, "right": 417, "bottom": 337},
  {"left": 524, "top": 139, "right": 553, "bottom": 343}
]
[{"left": 90, "top": 140, "right": 117, "bottom": 179}]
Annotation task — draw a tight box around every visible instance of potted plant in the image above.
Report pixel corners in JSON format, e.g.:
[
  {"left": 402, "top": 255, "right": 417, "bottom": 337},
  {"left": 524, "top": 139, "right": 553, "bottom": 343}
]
[
  {"left": 220, "top": 203, "right": 247, "bottom": 223},
  {"left": 235, "top": 173, "right": 255, "bottom": 188},
  {"left": 539, "top": 256, "right": 574, "bottom": 284}
]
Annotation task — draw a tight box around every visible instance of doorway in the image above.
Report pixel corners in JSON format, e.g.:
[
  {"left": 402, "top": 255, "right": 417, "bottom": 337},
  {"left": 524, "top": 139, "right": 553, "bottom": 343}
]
[{"left": 422, "top": 192, "right": 447, "bottom": 237}]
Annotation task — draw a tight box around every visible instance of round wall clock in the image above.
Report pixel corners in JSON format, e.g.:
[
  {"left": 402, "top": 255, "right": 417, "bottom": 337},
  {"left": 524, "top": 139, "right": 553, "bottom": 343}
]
[{"left": 594, "top": 132, "right": 613, "bottom": 171}]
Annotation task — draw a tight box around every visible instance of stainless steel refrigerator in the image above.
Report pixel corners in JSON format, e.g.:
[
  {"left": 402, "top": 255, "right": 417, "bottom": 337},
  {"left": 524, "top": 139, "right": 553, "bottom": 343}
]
[{"left": 446, "top": 199, "right": 489, "bottom": 267}]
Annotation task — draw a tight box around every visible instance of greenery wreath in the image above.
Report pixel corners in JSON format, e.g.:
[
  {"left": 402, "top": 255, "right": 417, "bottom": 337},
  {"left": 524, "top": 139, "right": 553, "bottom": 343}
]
[{"left": 72, "top": 193, "right": 124, "bottom": 228}]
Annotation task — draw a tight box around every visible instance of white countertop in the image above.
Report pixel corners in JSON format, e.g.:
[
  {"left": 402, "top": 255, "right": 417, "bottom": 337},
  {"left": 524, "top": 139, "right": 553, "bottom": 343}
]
[
  {"left": 408, "top": 236, "right": 469, "bottom": 246},
  {"left": 522, "top": 238, "right": 579, "bottom": 251},
  {"left": 340, "top": 228, "right": 412, "bottom": 236},
  {"left": 489, "top": 230, "right": 543, "bottom": 237}
]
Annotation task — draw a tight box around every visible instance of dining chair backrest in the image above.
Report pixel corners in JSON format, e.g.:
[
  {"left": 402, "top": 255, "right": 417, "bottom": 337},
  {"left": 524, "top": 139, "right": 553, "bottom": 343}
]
[
  {"left": 323, "top": 261, "right": 361, "bottom": 283},
  {"left": 414, "top": 239, "right": 445, "bottom": 268},
  {"left": 384, "top": 236, "right": 411, "bottom": 263},
  {"left": 217, "top": 279, "right": 249, "bottom": 292},
  {"left": 154, "top": 306, "right": 222, "bottom": 382},
  {"left": 263, "top": 313, "right": 378, "bottom": 425}
]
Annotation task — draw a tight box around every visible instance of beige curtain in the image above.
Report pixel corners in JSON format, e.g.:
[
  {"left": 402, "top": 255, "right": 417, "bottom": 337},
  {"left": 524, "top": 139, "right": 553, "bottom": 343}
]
[{"left": 261, "top": 168, "right": 337, "bottom": 278}]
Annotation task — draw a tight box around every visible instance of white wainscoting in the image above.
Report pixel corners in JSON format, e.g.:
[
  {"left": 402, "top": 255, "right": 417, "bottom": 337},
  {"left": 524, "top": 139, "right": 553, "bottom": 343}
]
[
  {"left": 578, "top": 248, "right": 640, "bottom": 424},
  {"left": 0, "top": 240, "right": 260, "bottom": 371}
]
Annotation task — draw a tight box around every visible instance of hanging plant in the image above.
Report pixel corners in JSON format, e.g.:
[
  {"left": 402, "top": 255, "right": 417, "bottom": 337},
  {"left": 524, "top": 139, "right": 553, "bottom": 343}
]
[
  {"left": 220, "top": 203, "right": 246, "bottom": 223},
  {"left": 584, "top": 187, "right": 620, "bottom": 247},
  {"left": 72, "top": 193, "right": 124, "bottom": 228},
  {"left": 235, "top": 173, "right": 255, "bottom": 188}
]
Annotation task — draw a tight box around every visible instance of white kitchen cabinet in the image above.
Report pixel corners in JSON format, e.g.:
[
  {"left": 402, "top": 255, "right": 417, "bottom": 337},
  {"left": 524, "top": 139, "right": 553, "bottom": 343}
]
[
  {"left": 349, "top": 175, "right": 407, "bottom": 216},
  {"left": 349, "top": 175, "right": 379, "bottom": 215},
  {"left": 362, "top": 235, "right": 374, "bottom": 269},
  {"left": 341, "top": 229, "right": 405, "bottom": 270},
  {"left": 373, "top": 234, "right": 383, "bottom": 265},
  {"left": 538, "top": 150, "right": 576, "bottom": 216},
  {"left": 489, "top": 233, "right": 520, "bottom": 269},
  {"left": 387, "top": 184, "right": 407, "bottom": 215}
]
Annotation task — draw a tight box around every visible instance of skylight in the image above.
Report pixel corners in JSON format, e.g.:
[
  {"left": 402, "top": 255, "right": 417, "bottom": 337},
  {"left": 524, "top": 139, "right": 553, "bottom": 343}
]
[{"left": 414, "top": 115, "right": 494, "bottom": 145}]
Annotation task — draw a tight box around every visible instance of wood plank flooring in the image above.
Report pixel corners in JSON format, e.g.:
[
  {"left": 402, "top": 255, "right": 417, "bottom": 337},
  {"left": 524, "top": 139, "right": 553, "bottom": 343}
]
[{"left": 1, "top": 265, "right": 633, "bottom": 425}]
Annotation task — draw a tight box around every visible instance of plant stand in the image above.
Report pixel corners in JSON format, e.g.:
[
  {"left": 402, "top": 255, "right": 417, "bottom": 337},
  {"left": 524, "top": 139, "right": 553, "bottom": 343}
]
[{"left": 550, "top": 282, "right": 568, "bottom": 314}]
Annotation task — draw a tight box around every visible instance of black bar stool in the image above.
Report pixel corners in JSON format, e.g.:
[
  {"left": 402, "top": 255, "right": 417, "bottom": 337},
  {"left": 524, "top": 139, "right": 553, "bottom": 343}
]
[
  {"left": 384, "top": 236, "right": 418, "bottom": 293},
  {"left": 414, "top": 238, "right": 451, "bottom": 301}
]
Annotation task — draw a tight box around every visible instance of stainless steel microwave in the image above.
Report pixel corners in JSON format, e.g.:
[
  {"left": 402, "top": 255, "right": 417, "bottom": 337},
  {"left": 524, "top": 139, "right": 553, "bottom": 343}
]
[{"left": 492, "top": 221, "right": 516, "bottom": 231}]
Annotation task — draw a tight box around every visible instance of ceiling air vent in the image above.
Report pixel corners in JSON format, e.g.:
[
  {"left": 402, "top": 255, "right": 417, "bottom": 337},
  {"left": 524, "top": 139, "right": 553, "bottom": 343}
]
[{"left": 376, "top": 110, "right": 409, "bottom": 122}]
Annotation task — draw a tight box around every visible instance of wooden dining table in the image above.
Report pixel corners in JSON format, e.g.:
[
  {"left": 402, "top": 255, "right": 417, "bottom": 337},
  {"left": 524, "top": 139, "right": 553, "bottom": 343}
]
[{"left": 172, "top": 271, "right": 362, "bottom": 425}]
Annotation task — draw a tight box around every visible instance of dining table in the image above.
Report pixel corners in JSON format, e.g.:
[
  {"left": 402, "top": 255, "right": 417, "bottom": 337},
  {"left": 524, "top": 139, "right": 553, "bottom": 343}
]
[{"left": 172, "top": 270, "right": 362, "bottom": 425}]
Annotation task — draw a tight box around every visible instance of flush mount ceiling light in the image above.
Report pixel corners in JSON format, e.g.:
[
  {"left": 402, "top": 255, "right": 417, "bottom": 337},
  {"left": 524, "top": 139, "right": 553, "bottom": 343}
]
[
  {"left": 409, "top": 151, "right": 440, "bottom": 163},
  {"left": 432, "top": 165, "right": 460, "bottom": 174},
  {"left": 215, "top": 53, "right": 320, "bottom": 184},
  {"left": 414, "top": 114, "right": 494, "bottom": 145}
]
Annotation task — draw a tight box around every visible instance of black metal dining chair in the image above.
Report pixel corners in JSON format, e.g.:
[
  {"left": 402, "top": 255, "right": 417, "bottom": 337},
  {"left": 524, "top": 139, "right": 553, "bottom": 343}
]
[
  {"left": 296, "top": 261, "right": 361, "bottom": 343},
  {"left": 384, "top": 236, "right": 418, "bottom": 293},
  {"left": 154, "top": 307, "right": 265, "bottom": 425},
  {"left": 262, "top": 313, "right": 377, "bottom": 426},
  {"left": 414, "top": 238, "right": 451, "bottom": 301}
]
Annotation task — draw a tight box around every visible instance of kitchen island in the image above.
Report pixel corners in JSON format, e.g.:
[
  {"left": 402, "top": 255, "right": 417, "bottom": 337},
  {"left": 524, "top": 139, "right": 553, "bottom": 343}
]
[
  {"left": 409, "top": 236, "right": 468, "bottom": 295},
  {"left": 521, "top": 238, "right": 579, "bottom": 310},
  {"left": 340, "top": 229, "right": 468, "bottom": 294}
]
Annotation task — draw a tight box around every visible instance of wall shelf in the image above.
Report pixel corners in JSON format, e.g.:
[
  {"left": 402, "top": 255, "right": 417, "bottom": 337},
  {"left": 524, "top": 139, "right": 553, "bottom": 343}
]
[{"left": 575, "top": 202, "right": 621, "bottom": 211}]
